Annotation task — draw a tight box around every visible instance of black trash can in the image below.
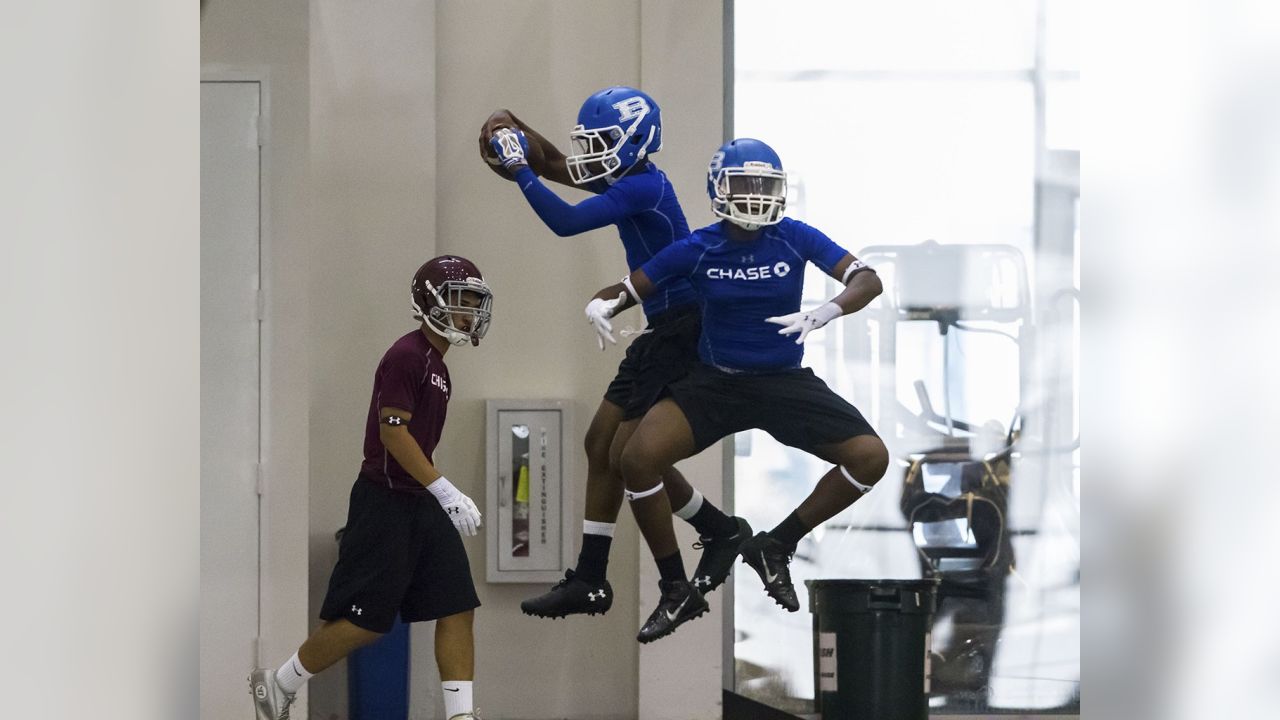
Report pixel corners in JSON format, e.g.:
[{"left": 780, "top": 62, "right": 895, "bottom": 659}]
[{"left": 807, "top": 579, "right": 939, "bottom": 720}]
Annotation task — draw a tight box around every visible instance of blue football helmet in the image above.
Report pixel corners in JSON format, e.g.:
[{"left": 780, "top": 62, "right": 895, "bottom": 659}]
[
  {"left": 707, "top": 138, "right": 787, "bottom": 230},
  {"left": 565, "top": 86, "right": 663, "bottom": 185}
]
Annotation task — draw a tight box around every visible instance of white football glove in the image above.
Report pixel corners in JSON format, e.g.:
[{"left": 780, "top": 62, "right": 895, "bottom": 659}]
[
  {"left": 488, "top": 128, "right": 529, "bottom": 171},
  {"left": 426, "top": 476, "right": 482, "bottom": 537},
  {"left": 765, "top": 302, "right": 843, "bottom": 344},
  {"left": 585, "top": 291, "right": 627, "bottom": 350}
]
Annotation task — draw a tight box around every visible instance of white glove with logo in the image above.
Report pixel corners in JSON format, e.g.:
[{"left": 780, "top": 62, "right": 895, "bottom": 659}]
[
  {"left": 488, "top": 127, "right": 529, "bottom": 172},
  {"left": 585, "top": 291, "right": 628, "bottom": 351},
  {"left": 427, "top": 476, "right": 482, "bottom": 537},
  {"left": 766, "top": 302, "right": 843, "bottom": 344}
]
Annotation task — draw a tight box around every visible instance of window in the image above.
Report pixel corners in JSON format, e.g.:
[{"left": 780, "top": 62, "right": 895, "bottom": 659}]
[{"left": 730, "top": 1, "right": 1079, "bottom": 714}]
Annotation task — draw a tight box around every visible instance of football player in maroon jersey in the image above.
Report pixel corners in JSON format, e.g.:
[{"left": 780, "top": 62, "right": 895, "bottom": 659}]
[{"left": 250, "top": 256, "right": 492, "bottom": 720}]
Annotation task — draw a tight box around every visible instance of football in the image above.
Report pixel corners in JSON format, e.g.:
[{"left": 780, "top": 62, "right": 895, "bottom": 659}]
[
  {"left": 479, "top": 109, "right": 546, "bottom": 177},
  {"left": 480, "top": 127, "right": 505, "bottom": 167}
]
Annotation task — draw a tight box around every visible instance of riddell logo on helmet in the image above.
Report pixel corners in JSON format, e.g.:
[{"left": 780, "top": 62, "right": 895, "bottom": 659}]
[
  {"left": 707, "top": 262, "right": 791, "bottom": 281},
  {"left": 612, "top": 96, "right": 650, "bottom": 122}
]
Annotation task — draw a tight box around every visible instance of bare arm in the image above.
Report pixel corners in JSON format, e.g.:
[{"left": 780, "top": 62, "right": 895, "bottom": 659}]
[
  {"left": 481, "top": 109, "right": 574, "bottom": 187},
  {"left": 827, "top": 254, "right": 883, "bottom": 315},
  {"left": 508, "top": 113, "right": 573, "bottom": 187},
  {"left": 377, "top": 407, "right": 481, "bottom": 535},
  {"left": 767, "top": 254, "right": 882, "bottom": 343},
  {"left": 590, "top": 269, "right": 657, "bottom": 315},
  {"left": 377, "top": 408, "right": 444, "bottom": 489}
]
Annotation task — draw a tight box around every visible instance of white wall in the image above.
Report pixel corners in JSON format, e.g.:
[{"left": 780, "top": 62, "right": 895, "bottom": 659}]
[
  {"left": 433, "top": 2, "right": 647, "bottom": 716},
  {"left": 634, "top": 2, "right": 728, "bottom": 718},
  {"left": 434, "top": 1, "right": 725, "bottom": 717},
  {"left": 201, "top": 0, "right": 312, "bottom": 715},
  {"left": 308, "top": 1, "right": 441, "bottom": 714},
  {"left": 204, "top": 1, "right": 724, "bottom": 717}
]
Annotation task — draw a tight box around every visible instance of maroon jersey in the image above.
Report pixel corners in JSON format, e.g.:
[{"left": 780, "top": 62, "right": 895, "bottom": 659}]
[{"left": 359, "top": 330, "right": 451, "bottom": 493}]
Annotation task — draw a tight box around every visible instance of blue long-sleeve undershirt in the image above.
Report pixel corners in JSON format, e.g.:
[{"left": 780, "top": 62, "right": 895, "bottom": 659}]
[{"left": 514, "top": 166, "right": 631, "bottom": 237}]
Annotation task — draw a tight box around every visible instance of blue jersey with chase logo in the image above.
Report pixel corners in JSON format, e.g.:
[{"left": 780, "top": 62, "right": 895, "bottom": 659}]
[
  {"left": 514, "top": 163, "right": 697, "bottom": 317},
  {"left": 640, "top": 218, "right": 849, "bottom": 371}
]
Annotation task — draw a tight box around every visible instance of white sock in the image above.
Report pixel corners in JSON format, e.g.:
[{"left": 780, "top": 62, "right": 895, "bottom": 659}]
[
  {"left": 275, "top": 652, "right": 312, "bottom": 695},
  {"left": 442, "top": 680, "right": 473, "bottom": 718},
  {"left": 582, "top": 519, "right": 616, "bottom": 538},
  {"left": 673, "top": 489, "right": 704, "bottom": 520}
]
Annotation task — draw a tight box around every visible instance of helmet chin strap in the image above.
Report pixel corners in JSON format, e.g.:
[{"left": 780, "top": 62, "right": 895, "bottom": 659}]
[
  {"left": 713, "top": 202, "right": 767, "bottom": 231},
  {"left": 426, "top": 308, "right": 471, "bottom": 346},
  {"left": 634, "top": 125, "right": 657, "bottom": 160},
  {"left": 603, "top": 126, "right": 658, "bottom": 186},
  {"left": 426, "top": 316, "right": 470, "bottom": 346},
  {"left": 727, "top": 216, "right": 764, "bottom": 231}
]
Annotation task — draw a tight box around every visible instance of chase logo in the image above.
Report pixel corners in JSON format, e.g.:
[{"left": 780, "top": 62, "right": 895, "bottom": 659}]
[
  {"left": 431, "top": 373, "right": 449, "bottom": 395},
  {"left": 707, "top": 261, "right": 791, "bottom": 281},
  {"left": 612, "top": 96, "right": 651, "bottom": 122}
]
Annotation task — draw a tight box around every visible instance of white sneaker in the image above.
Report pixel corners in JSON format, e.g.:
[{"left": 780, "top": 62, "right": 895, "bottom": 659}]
[
  {"left": 249, "top": 668, "right": 295, "bottom": 720},
  {"left": 448, "top": 711, "right": 482, "bottom": 720}
]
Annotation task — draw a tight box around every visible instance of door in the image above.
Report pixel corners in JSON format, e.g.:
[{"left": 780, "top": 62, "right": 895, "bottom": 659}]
[{"left": 200, "top": 80, "right": 263, "bottom": 720}]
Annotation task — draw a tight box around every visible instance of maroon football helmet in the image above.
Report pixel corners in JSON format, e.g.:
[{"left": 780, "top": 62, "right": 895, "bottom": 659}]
[{"left": 410, "top": 255, "right": 493, "bottom": 346}]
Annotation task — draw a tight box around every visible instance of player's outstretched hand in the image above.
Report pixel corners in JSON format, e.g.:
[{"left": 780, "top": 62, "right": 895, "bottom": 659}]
[
  {"left": 489, "top": 128, "right": 529, "bottom": 172},
  {"left": 585, "top": 291, "right": 627, "bottom": 350},
  {"left": 765, "top": 302, "right": 843, "bottom": 344},
  {"left": 427, "top": 477, "right": 483, "bottom": 537}
]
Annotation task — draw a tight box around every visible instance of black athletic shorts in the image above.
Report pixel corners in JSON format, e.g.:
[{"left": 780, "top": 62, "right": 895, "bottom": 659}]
[
  {"left": 603, "top": 304, "right": 702, "bottom": 421},
  {"left": 666, "top": 363, "right": 879, "bottom": 455},
  {"left": 319, "top": 476, "right": 480, "bottom": 633}
]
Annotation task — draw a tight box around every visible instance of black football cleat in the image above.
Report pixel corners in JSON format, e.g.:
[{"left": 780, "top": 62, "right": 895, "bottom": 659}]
[
  {"left": 636, "top": 579, "right": 709, "bottom": 644},
  {"left": 690, "top": 516, "right": 753, "bottom": 594},
  {"left": 520, "top": 569, "right": 613, "bottom": 619},
  {"left": 739, "top": 532, "right": 800, "bottom": 612}
]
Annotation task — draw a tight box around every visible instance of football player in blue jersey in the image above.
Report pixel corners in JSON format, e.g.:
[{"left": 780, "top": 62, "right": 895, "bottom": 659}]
[
  {"left": 586, "top": 138, "right": 889, "bottom": 641},
  {"left": 481, "top": 87, "right": 751, "bottom": 621}
]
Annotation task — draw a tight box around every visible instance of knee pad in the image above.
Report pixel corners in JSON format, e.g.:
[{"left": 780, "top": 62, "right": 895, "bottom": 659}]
[
  {"left": 839, "top": 465, "right": 873, "bottom": 494},
  {"left": 624, "top": 483, "right": 664, "bottom": 502}
]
